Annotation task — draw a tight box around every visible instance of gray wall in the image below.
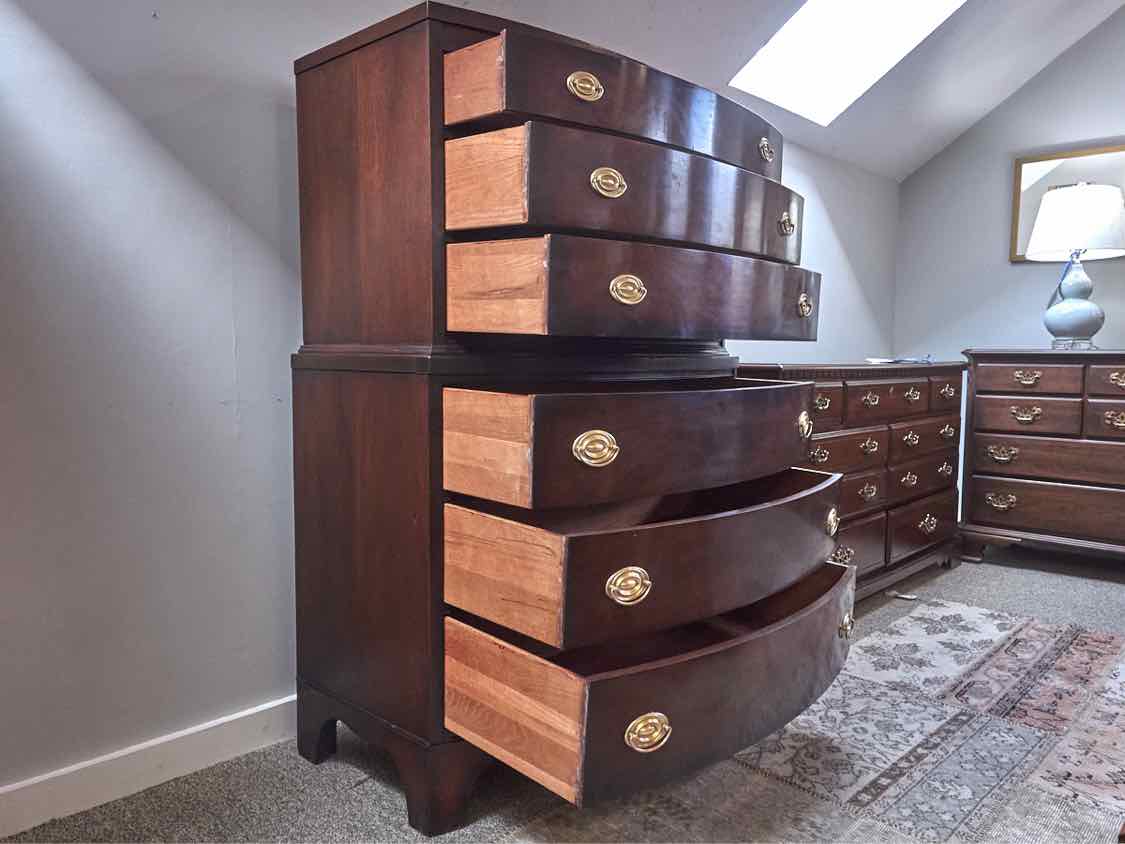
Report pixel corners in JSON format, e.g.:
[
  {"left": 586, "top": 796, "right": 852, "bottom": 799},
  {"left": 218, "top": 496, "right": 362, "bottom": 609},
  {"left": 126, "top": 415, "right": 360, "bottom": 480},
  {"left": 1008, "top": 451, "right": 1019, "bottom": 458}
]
[{"left": 894, "top": 6, "right": 1125, "bottom": 359}]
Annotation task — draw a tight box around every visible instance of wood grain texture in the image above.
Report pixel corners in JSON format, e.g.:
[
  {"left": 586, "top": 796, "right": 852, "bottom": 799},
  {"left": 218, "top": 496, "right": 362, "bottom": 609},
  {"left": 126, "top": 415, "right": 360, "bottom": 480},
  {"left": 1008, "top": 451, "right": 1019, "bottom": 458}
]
[
  {"left": 443, "top": 32, "right": 505, "bottom": 125},
  {"left": 443, "top": 388, "right": 534, "bottom": 507},
  {"left": 844, "top": 378, "right": 930, "bottom": 424},
  {"left": 446, "top": 238, "right": 549, "bottom": 334},
  {"left": 972, "top": 432, "right": 1125, "bottom": 486},
  {"left": 968, "top": 475, "right": 1125, "bottom": 544},
  {"left": 974, "top": 363, "right": 1084, "bottom": 394},
  {"left": 803, "top": 425, "right": 887, "bottom": 474},
  {"left": 887, "top": 489, "right": 957, "bottom": 564},
  {"left": 834, "top": 511, "right": 887, "bottom": 576},
  {"left": 974, "top": 394, "right": 1082, "bottom": 435},
  {"left": 1087, "top": 365, "right": 1125, "bottom": 397},
  {"left": 888, "top": 414, "right": 960, "bottom": 463},
  {"left": 886, "top": 448, "right": 958, "bottom": 505},
  {"left": 444, "top": 125, "right": 529, "bottom": 229},
  {"left": 1085, "top": 398, "right": 1125, "bottom": 440}
]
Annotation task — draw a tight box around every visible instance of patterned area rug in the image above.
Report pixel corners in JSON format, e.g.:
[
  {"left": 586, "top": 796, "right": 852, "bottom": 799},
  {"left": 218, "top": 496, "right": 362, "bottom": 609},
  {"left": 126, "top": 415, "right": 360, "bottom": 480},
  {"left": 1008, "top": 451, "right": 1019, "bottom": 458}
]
[{"left": 737, "top": 598, "right": 1125, "bottom": 842}]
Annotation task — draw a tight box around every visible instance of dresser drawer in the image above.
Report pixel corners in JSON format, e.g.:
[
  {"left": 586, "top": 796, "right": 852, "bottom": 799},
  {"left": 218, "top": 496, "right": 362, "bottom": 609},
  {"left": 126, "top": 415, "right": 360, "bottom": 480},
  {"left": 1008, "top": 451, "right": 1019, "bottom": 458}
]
[
  {"left": 969, "top": 476, "right": 1125, "bottom": 544},
  {"left": 443, "top": 378, "right": 812, "bottom": 508},
  {"left": 973, "top": 433, "right": 1125, "bottom": 486},
  {"left": 844, "top": 378, "right": 929, "bottom": 423},
  {"left": 804, "top": 425, "right": 887, "bottom": 474},
  {"left": 810, "top": 383, "right": 844, "bottom": 431},
  {"left": 973, "top": 363, "right": 1083, "bottom": 394},
  {"left": 888, "top": 414, "right": 960, "bottom": 463},
  {"left": 887, "top": 489, "right": 957, "bottom": 564},
  {"left": 445, "top": 562, "right": 854, "bottom": 805},
  {"left": 1086, "top": 365, "right": 1125, "bottom": 397},
  {"left": 445, "top": 468, "right": 839, "bottom": 648},
  {"left": 446, "top": 235, "right": 820, "bottom": 340},
  {"left": 839, "top": 468, "right": 886, "bottom": 517},
  {"left": 445, "top": 122, "right": 803, "bottom": 263},
  {"left": 443, "top": 30, "right": 783, "bottom": 179},
  {"left": 929, "top": 374, "right": 962, "bottom": 411},
  {"left": 831, "top": 511, "right": 887, "bottom": 577},
  {"left": 1085, "top": 398, "right": 1125, "bottom": 440},
  {"left": 973, "top": 395, "right": 1082, "bottom": 435},
  {"left": 887, "top": 448, "right": 958, "bottom": 505}
]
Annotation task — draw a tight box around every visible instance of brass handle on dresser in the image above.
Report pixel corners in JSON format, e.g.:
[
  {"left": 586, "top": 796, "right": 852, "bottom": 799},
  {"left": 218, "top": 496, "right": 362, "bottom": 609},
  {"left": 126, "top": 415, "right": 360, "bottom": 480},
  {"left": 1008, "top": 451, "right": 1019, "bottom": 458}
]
[
  {"left": 986, "top": 444, "right": 1019, "bottom": 464},
  {"left": 758, "top": 136, "right": 776, "bottom": 163},
  {"left": 605, "top": 566, "right": 651, "bottom": 606},
  {"left": 810, "top": 446, "right": 831, "bottom": 465},
  {"left": 1013, "top": 369, "right": 1042, "bottom": 386},
  {"left": 939, "top": 383, "right": 957, "bottom": 399},
  {"left": 778, "top": 211, "right": 797, "bottom": 237},
  {"left": 985, "top": 492, "right": 1018, "bottom": 511},
  {"left": 1105, "top": 411, "right": 1125, "bottom": 430},
  {"left": 940, "top": 424, "right": 957, "bottom": 440},
  {"left": 1109, "top": 372, "right": 1125, "bottom": 389},
  {"left": 566, "top": 70, "right": 604, "bottom": 102},
  {"left": 861, "top": 391, "right": 880, "bottom": 407},
  {"left": 814, "top": 394, "right": 832, "bottom": 412},
  {"left": 1010, "top": 405, "right": 1042, "bottom": 425},
  {"left": 858, "top": 482, "right": 878, "bottom": 501},
  {"left": 829, "top": 546, "right": 855, "bottom": 564},
  {"left": 797, "top": 293, "right": 815, "bottom": 318},
  {"left": 938, "top": 461, "right": 954, "bottom": 478},
  {"left": 797, "top": 411, "right": 814, "bottom": 440},
  {"left": 900, "top": 471, "right": 918, "bottom": 488},
  {"left": 838, "top": 612, "right": 855, "bottom": 640},
  {"left": 918, "top": 514, "right": 939, "bottom": 536},
  {"left": 572, "top": 429, "right": 619, "bottom": 466},
  {"left": 825, "top": 508, "right": 840, "bottom": 538},
  {"left": 590, "top": 166, "right": 627, "bottom": 198},
  {"left": 608, "top": 274, "right": 647, "bottom": 305},
  {"left": 859, "top": 437, "right": 879, "bottom": 455},
  {"left": 904, "top": 386, "right": 922, "bottom": 402},
  {"left": 624, "top": 713, "right": 671, "bottom": 753},
  {"left": 902, "top": 430, "right": 920, "bottom": 447}
]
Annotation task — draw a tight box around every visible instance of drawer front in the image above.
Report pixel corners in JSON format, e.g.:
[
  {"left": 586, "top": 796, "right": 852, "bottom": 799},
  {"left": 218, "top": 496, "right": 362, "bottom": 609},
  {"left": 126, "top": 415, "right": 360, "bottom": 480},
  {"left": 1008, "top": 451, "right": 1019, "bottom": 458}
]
[
  {"left": 844, "top": 378, "right": 929, "bottom": 423},
  {"left": 445, "top": 564, "right": 854, "bottom": 805},
  {"left": 804, "top": 425, "right": 887, "bottom": 474},
  {"left": 888, "top": 414, "right": 960, "bottom": 463},
  {"left": 973, "top": 433, "right": 1125, "bottom": 486},
  {"left": 969, "top": 475, "right": 1125, "bottom": 544},
  {"left": 832, "top": 511, "right": 887, "bottom": 577},
  {"left": 443, "top": 31, "right": 783, "bottom": 179},
  {"left": 1087, "top": 365, "right": 1125, "bottom": 397},
  {"left": 839, "top": 468, "right": 886, "bottom": 518},
  {"left": 887, "top": 489, "right": 957, "bottom": 564},
  {"left": 974, "top": 363, "right": 1083, "bottom": 394},
  {"left": 810, "top": 382, "right": 844, "bottom": 431},
  {"left": 446, "top": 235, "right": 821, "bottom": 340},
  {"left": 443, "top": 379, "right": 812, "bottom": 508},
  {"left": 929, "top": 374, "right": 962, "bottom": 411},
  {"left": 887, "top": 448, "right": 958, "bottom": 505},
  {"left": 973, "top": 395, "right": 1083, "bottom": 435},
  {"left": 1085, "top": 398, "right": 1125, "bottom": 440},
  {"left": 445, "top": 122, "right": 803, "bottom": 263}
]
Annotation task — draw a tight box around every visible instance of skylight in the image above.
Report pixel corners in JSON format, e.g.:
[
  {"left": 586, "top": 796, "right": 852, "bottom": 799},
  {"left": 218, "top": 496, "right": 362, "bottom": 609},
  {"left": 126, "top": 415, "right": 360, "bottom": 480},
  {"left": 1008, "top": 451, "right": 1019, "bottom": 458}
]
[{"left": 729, "top": 0, "right": 968, "bottom": 127}]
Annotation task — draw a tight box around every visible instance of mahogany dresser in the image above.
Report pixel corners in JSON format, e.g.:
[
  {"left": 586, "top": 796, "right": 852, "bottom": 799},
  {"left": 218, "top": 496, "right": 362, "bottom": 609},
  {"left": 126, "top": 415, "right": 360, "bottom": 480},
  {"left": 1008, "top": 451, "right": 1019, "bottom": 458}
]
[
  {"left": 292, "top": 3, "right": 854, "bottom": 835},
  {"left": 739, "top": 362, "right": 966, "bottom": 598},
  {"left": 961, "top": 349, "right": 1125, "bottom": 561}
]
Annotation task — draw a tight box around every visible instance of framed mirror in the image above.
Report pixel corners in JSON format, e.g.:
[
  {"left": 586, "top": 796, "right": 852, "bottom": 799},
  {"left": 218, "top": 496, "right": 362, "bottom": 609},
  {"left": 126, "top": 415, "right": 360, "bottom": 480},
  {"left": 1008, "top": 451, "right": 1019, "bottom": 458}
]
[{"left": 1010, "top": 143, "right": 1125, "bottom": 262}]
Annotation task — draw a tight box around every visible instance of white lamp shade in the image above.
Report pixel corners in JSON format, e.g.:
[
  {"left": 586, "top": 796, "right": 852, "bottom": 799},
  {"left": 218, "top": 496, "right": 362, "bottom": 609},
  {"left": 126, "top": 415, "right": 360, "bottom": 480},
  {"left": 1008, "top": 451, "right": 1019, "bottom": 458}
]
[{"left": 1025, "top": 182, "right": 1125, "bottom": 262}]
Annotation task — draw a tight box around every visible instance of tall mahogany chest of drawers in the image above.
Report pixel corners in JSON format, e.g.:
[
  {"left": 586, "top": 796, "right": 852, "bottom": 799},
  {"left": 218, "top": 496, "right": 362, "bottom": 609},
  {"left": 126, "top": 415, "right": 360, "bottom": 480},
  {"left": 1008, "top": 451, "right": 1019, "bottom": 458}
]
[
  {"left": 739, "top": 362, "right": 965, "bottom": 598},
  {"left": 292, "top": 3, "right": 853, "bottom": 835},
  {"left": 961, "top": 349, "right": 1125, "bottom": 561}
]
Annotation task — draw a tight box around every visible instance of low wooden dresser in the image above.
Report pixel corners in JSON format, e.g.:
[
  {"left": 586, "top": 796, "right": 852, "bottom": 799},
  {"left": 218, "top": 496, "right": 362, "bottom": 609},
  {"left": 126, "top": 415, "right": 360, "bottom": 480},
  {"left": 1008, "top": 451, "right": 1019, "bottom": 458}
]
[
  {"left": 739, "top": 362, "right": 966, "bottom": 597},
  {"left": 961, "top": 349, "right": 1125, "bottom": 560},
  {"left": 292, "top": 3, "right": 854, "bottom": 835}
]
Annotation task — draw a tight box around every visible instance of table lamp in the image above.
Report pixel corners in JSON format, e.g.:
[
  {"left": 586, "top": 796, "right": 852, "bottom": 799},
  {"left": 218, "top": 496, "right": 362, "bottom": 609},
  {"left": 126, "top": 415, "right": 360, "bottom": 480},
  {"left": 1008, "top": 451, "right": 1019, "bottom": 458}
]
[{"left": 1025, "top": 181, "right": 1125, "bottom": 349}]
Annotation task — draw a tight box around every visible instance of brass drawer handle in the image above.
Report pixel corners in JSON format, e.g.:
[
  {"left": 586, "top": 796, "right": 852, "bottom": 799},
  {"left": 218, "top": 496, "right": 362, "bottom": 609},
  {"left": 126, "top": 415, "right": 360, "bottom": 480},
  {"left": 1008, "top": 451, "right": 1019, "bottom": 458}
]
[
  {"left": 1110, "top": 371, "right": 1125, "bottom": 389},
  {"left": 902, "top": 430, "right": 920, "bottom": 447},
  {"left": 838, "top": 612, "right": 855, "bottom": 640},
  {"left": 566, "top": 70, "right": 604, "bottom": 102},
  {"left": 778, "top": 211, "right": 797, "bottom": 237},
  {"left": 758, "top": 136, "right": 775, "bottom": 163},
  {"left": 573, "top": 429, "right": 619, "bottom": 466},
  {"left": 825, "top": 507, "right": 840, "bottom": 537},
  {"left": 940, "top": 424, "right": 957, "bottom": 440},
  {"left": 829, "top": 546, "right": 854, "bottom": 564},
  {"left": 985, "top": 492, "right": 1018, "bottom": 511},
  {"left": 986, "top": 444, "right": 1019, "bottom": 464},
  {"left": 904, "top": 386, "right": 922, "bottom": 402},
  {"left": 1010, "top": 405, "right": 1042, "bottom": 425},
  {"left": 1105, "top": 410, "right": 1125, "bottom": 430},
  {"left": 900, "top": 471, "right": 918, "bottom": 488},
  {"left": 1013, "top": 369, "right": 1042, "bottom": 386},
  {"left": 814, "top": 394, "right": 832, "bottom": 412},
  {"left": 797, "top": 292, "right": 814, "bottom": 318},
  {"left": 939, "top": 383, "right": 957, "bottom": 399},
  {"left": 810, "top": 446, "right": 831, "bottom": 464},
  {"left": 609, "top": 274, "right": 646, "bottom": 305},
  {"left": 859, "top": 437, "right": 879, "bottom": 455},
  {"left": 918, "top": 514, "right": 938, "bottom": 535},
  {"left": 605, "top": 566, "right": 651, "bottom": 606},
  {"left": 625, "top": 713, "right": 671, "bottom": 753},
  {"left": 938, "top": 461, "right": 954, "bottom": 478},
  {"left": 862, "top": 391, "right": 880, "bottom": 408},
  {"left": 590, "top": 166, "right": 627, "bottom": 198},
  {"left": 797, "top": 410, "right": 814, "bottom": 440},
  {"left": 858, "top": 482, "right": 878, "bottom": 501}
]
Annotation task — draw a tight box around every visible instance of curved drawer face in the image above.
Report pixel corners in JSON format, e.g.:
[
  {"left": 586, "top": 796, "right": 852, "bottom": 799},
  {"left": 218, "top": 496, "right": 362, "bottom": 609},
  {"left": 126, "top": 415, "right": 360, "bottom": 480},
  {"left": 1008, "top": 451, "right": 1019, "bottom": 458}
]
[
  {"left": 844, "top": 378, "right": 929, "bottom": 424},
  {"left": 974, "top": 395, "right": 1082, "bottom": 435},
  {"left": 974, "top": 363, "right": 1083, "bottom": 395},
  {"left": 445, "top": 122, "right": 803, "bottom": 263},
  {"left": 887, "top": 448, "right": 958, "bottom": 505},
  {"left": 969, "top": 475, "right": 1125, "bottom": 545},
  {"left": 1087, "top": 365, "right": 1125, "bottom": 397},
  {"left": 888, "top": 489, "right": 957, "bottom": 564},
  {"left": 973, "top": 433, "right": 1125, "bottom": 486},
  {"left": 888, "top": 414, "right": 960, "bottom": 463},
  {"left": 444, "top": 468, "right": 841, "bottom": 648},
  {"left": 446, "top": 235, "right": 821, "bottom": 340},
  {"left": 804, "top": 425, "right": 888, "bottom": 474},
  {"left": 444, "top": 563, "right": 855, "bottom": 805},
  {"left": 443, "top": 378, "right": 813, "bottom": 508},
  {"left": 443, "top": 30, "right": 783, "bottom": 179}
]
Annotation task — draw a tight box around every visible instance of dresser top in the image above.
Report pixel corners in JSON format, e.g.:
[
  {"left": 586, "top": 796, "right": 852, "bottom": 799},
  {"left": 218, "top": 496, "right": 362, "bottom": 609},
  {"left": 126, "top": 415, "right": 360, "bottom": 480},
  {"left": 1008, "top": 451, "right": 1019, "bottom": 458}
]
[
  {"left": 738, "top": 361, "right": 965, "bottom": 380},
  {"left": 964, "top": 348, "right": 1125, "bottom": 360}
]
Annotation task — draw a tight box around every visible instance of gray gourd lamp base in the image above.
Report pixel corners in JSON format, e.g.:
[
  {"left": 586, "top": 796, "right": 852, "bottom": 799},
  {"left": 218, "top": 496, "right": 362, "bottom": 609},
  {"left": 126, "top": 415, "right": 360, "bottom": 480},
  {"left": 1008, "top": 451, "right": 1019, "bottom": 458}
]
[{"left": 1044, "top": 255, "right": 1104, "bottom": 350}]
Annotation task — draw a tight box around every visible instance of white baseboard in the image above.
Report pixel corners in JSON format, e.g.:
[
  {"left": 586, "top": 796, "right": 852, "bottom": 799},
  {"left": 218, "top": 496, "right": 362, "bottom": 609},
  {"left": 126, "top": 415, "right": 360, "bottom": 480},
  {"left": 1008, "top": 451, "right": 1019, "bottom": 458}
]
[{"left": 0, "top": 694, "right": 297, "bottom": 839}]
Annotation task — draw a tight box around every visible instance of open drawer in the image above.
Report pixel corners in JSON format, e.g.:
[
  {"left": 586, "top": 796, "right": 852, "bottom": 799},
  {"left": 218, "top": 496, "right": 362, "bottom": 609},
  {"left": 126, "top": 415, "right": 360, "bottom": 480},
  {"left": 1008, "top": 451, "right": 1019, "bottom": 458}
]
[
  {"left": 445, "top": 562, "right": 855, "bottom": 805},
  {"left": 445, "top": 468, "right": 841, "bottom": 647}
]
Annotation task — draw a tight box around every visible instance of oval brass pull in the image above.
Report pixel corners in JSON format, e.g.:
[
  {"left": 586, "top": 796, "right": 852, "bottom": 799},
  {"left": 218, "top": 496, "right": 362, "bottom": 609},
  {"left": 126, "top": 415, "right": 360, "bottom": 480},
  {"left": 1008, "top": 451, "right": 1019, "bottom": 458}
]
[
  {"left": 940, "top": 424, "right": 957, "bottom": 440},
  {"left": 566, "top": 70, "right": 604, "bottom": 102},
  {"left": 810, "top": 446, "right": 831, "bottom": 465},
  {"left": 825, "top": 507, "right": 840, "bottom": 538},
  {"left": 778, "top": 211, "right": 796, "bottom": 237},
  {"left": 1110, "top": 372, "right": 1125, "bottom": 389},
  {"left": 940, "top": 383, "right": 957, "bottom": 399},
  {"left": 572, "top": 430, "right": 619, "bottom": 467},
  {"left": 862, "top": 391, "right": 880, "bottom": 408},
  {"left": 814, "top": 394, "right": 832, "bottom": 412},
  {"left": 986, "top": 444, "right": 1019, "bottom": 464},
  {"left": 1013, "top": 369, "right": 1042, "bottom": 386},
  {"left": 605, "top": 566, "right": 651, "bottom": 606},
  {"left": 796, "top": 292, "right": 814, "bottom": 318},
  {"left": 938, "top": 461, "right": 954, "bottom": 478},
  {"left": 1010, "top": 405, "right": 1042, "bottom": 425},
  {"left": 901, "top": 471, "right": 918, "bottom": 488},
  {"left": 1105, "top": 411, "right": 1125, "bottom": 430},
  {"left": 904, "top": 386, "right": 922, "bottom": 402},
  {"left": 859, "top": 437, "right": 879, "bottom": 455},
  {"left": 985, "top": 492, "right": 1018, "bottom": 511},
  {"left": 624, "top": 713, "right": 671, "bottom": 753},
  {"left": 918, "top": 514, "right": 938, "bottom": 535},
  {"left": 902, "top": 431, "right": 920, "bottom": 447},
  {"left": 609, "top": 274, "right": 647, "bottom": 305},
  {"left": 838, "top": 612, "right": 855, "bottom": 640},
  {"left": 858, "top": 482, "right": 878, "bottom": 501},
  {"left": 590, "top": 166, "right": 627, "bottom": 198},
  {"left": 797, "top": 410, "right": 814, "bottom": 440},
  {"left": 829, "top": 546, "right": 855, "bottom": 564},
  {"left": 758, "top": 136, "right": 775, "bottom": 163}
]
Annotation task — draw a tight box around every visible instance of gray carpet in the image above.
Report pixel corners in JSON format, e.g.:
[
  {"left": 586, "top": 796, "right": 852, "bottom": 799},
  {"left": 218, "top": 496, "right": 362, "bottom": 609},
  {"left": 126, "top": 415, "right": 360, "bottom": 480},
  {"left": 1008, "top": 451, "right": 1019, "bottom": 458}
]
[{"left": 8, "top": 548, "right": 1125, "bottom": 843}]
